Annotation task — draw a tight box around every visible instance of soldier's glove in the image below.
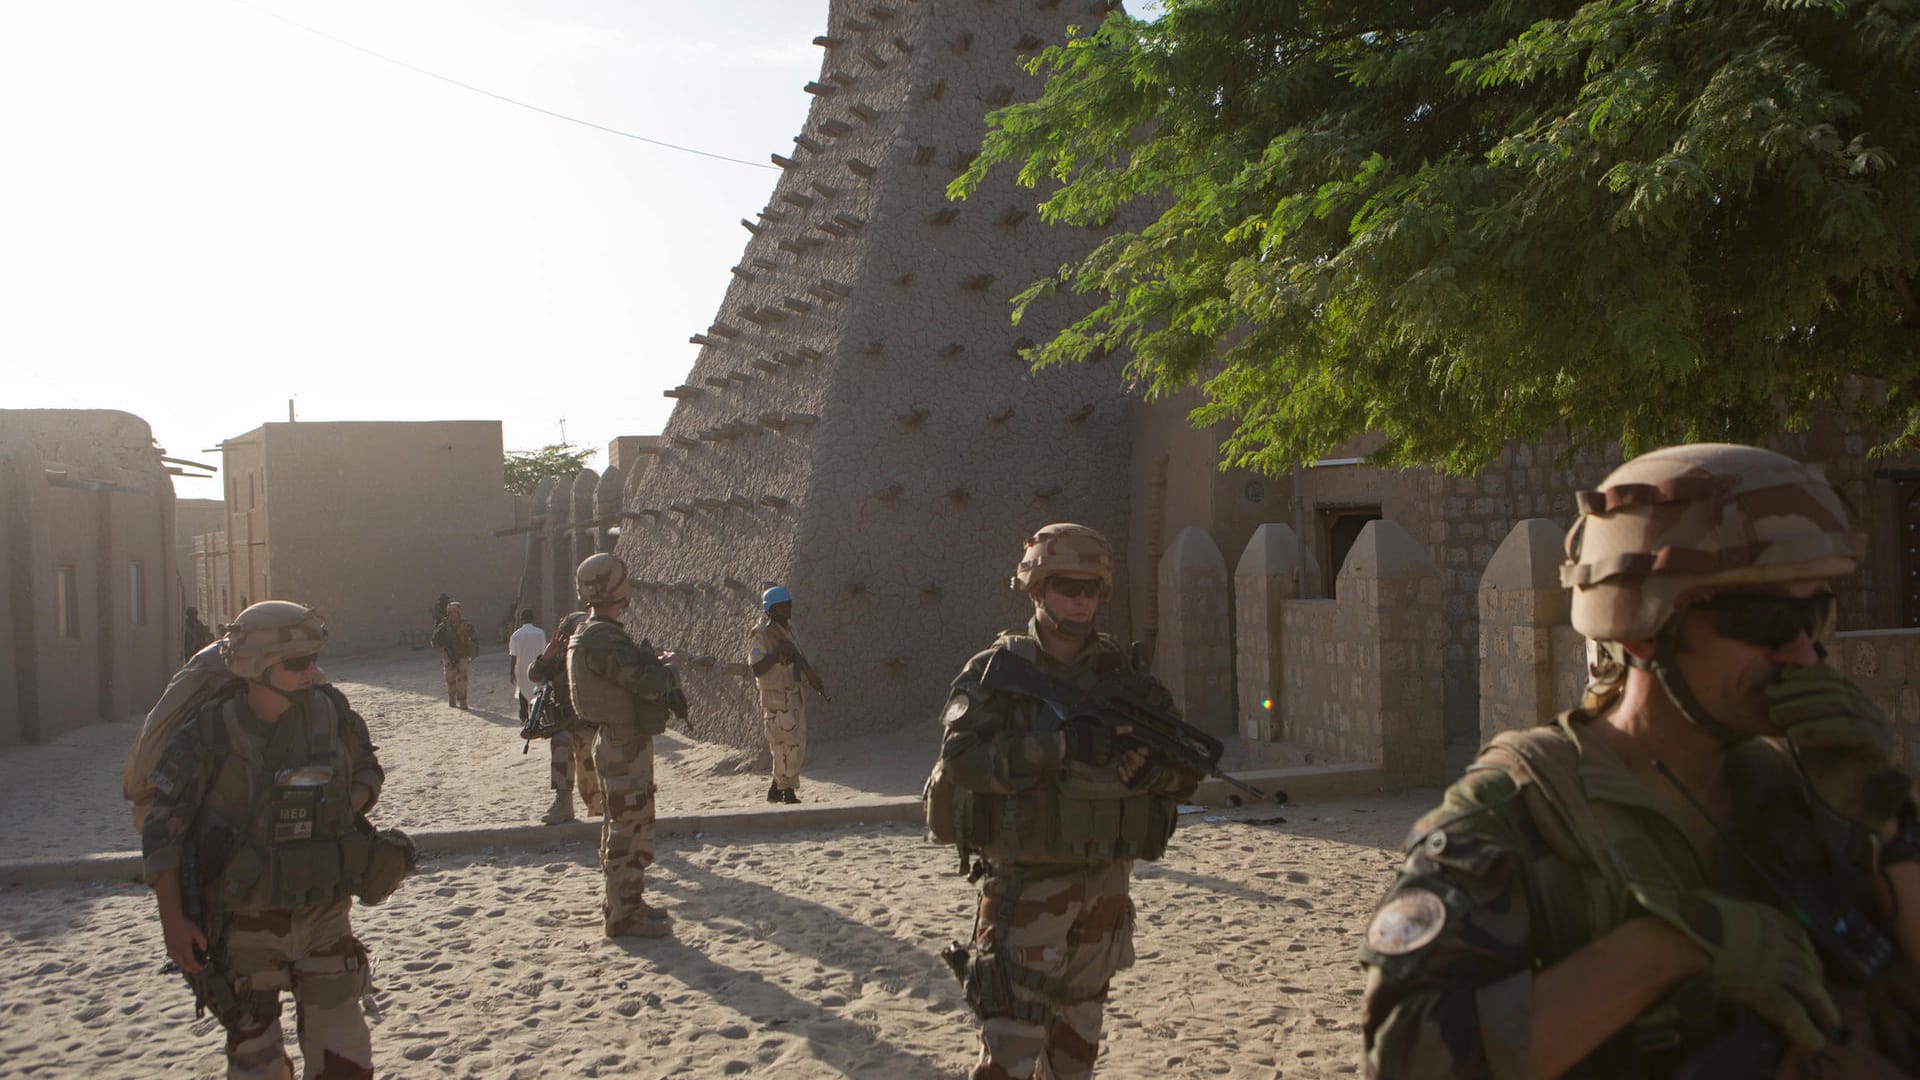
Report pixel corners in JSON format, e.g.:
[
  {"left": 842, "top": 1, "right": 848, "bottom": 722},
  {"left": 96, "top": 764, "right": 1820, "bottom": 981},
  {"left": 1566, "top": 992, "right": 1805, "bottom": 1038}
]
[
  {"left": 1631, "top": 884, "right": 1838, "bottom": 1051},
  {"left": 1062, "top": 719, "right": 1117, "bottom": 767},
  {"left": 1768, "top": 666, "right": 1916, "bottom": 829}
]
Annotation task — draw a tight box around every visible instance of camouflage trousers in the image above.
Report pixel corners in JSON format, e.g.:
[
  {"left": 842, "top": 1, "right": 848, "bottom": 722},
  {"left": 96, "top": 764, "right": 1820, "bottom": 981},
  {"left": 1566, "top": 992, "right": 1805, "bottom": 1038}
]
[
  {"left": 592, "top": 725, "right": 658, "bottom": 935},
  {"left": 762, "top": 704, "right": 806, "bottom": 791},
  {"left": 968, "top": 860, "right": 1136, "bottom": 1080},
  {"left": 216, "top": 898, "right": 373, "bottom": 1080},
  {"left": 442, "top": 658, "right": 470, "bottom": 707},
  {"left": 551, "top": 727, "right": 603, "bottom": 814}
]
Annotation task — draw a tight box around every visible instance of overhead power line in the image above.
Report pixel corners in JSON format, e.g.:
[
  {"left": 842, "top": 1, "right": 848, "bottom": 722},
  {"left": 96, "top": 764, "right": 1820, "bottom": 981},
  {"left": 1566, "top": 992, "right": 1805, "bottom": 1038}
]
[{"left": 224, "top": 0, "right": 779, "bottom": 170}]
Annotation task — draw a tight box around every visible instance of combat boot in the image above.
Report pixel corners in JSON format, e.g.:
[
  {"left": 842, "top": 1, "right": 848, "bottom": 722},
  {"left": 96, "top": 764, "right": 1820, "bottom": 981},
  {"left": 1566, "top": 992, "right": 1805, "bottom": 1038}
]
[
  {"left": 541, "top": 791, "right": 575, "bottom": 825},
  {"left": 767, "top": 779, "right": 781, "bottom": 803},
  {"left": 781, "top": 787, "right": 801, "bottom": 804},
  {"left": 605, "top": 900, "right": 673, "bottom": 939}
]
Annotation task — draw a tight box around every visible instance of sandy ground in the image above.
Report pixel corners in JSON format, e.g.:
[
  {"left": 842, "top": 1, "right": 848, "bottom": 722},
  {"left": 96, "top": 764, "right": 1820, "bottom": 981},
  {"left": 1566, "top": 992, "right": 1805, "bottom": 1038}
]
[{"left": 0, "top": 646, "right": 1433, "bottom": 1078}]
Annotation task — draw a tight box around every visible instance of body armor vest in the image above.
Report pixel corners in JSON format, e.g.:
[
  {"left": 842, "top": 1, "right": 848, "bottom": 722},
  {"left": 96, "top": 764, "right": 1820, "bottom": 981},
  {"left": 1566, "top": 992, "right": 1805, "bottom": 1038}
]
[
  {"left": 207, "top": 690, "right": 370, "bottom": 912},
  {"left": 568, "top": 617, "right": 671, "bottom": 734},
  {"left": 940, "top": 633, "right": 1178, "bottom": 866}
]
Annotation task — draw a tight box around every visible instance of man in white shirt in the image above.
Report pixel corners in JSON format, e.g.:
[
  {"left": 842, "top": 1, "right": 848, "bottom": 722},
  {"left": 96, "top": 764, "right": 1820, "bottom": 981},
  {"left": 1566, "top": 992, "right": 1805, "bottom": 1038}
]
[{"left": 507, "top": 608, "right": 547, "bottom": 720}]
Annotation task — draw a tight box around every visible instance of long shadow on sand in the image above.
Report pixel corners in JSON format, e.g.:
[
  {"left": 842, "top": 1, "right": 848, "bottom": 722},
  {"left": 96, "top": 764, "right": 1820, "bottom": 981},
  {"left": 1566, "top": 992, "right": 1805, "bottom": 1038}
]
[{"left": 629, "top": 848, "right": 968, "bottom": 1077}]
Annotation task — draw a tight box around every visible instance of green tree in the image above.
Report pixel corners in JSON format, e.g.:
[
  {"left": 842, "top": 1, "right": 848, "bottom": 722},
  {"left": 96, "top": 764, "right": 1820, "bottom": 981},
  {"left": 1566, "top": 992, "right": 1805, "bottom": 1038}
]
[
  {"left": 504, "top": 443, "right": 591, "bottom": 496},
  {"left": 954, "top": 0, "right": 1920, "bottom": 473}
]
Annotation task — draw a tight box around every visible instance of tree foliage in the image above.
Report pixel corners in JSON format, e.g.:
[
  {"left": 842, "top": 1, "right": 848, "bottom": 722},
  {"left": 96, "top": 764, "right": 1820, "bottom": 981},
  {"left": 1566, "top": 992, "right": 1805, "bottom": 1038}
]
[
  {"left": 504, "top": 443, "right": 591, "bottom": 496},
  {"left": 954, "top": 0, "right": 1920, "bottom": 473}
]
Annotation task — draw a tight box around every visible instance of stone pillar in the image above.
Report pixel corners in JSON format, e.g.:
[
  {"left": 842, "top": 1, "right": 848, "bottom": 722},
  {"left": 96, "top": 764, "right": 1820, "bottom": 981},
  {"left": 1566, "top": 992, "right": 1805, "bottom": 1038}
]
[
  {"left": 1338, "top": 520, "right": 1444, "bottom": 786},
  {"left": 593, "top": 465, "right": 624, "bottom": 555},
  {"left": 1156, "top": 526, "right": 1233, "bottom": 734},
  {"left": 547, "top": 475, "right": 575, "bottom": 623},
  {"left": 1478, "top": 519, "right": 1572, "bottom": 741},
  {"left": 1233, "top": 524, "right": 1320, "bottom": 741}
]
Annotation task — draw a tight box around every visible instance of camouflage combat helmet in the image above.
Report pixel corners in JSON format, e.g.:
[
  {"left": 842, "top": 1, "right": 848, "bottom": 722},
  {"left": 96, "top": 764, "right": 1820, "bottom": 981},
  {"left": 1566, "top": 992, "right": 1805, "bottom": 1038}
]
[
  {"left": 576, "top": 552, "right": 630, "bottom": 605},
  {"left": 1011, "top": 523, "right": 1113, "bottom": 597},
  {"left": 221, "top": 600, "right": 328, "bottom": 679},
  {"left": 1563, "top": 443, "right": 1860, "bottom": 642}
]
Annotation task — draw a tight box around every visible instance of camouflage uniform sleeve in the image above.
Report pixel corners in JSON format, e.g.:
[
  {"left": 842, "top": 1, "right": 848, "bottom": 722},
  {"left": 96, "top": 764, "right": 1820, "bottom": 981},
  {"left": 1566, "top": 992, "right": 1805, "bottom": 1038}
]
[
  {"left": 322, "top": 686, "right": 385, "bottom": 810},
  {"left": 1361, "top": 766, "right": 1539, "bottom": 1080},
  {"left": 139, "top": 716, "right": 218, "bottom": 886},
  {"left": 937, "top": 648, "right": 1064, "bottom": 794}
]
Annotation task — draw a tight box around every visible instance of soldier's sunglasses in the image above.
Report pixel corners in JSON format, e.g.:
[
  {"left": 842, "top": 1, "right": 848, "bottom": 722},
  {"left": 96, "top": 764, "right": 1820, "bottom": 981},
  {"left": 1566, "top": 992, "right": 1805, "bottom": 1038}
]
[
  {"left": 1047, "top": 577, "right": 1103, "bottom": 599},
  {"left": 1693, "top": 591, "right": 1836, "bottom": 649},
  {"left": 280, "top": 655, "right": 317, "bottom": 672}
]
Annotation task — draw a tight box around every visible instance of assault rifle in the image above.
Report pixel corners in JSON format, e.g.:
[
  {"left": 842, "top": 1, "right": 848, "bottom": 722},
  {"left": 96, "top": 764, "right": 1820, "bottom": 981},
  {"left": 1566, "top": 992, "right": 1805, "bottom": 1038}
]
[
  {"left": 164, "top": 828, "right": 231, "bottom": 1019},
  {"left": 977, "top": 649, "right": 1270, "bottom": 801},
  {"left": 789, "top": 648, "right": 830, "bottom": 703},
  {"left": 520, "top": 682, "right": 560, "bottom": 753}
]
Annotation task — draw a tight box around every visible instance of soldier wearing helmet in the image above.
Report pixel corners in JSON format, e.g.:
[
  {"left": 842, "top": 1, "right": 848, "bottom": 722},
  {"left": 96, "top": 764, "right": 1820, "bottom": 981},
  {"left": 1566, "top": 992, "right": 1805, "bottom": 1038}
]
[
  {"left": 567, "top": 553, "right": 684, "bottom": 938},
  {"left": 928, "top": 523, "right": 1202, "bottom": 1079},
  {"left": 749, "top": 585, "right": 826, "bottom": 804},
  {"left": 1362, "top": 445, "right": 1920, "bottom": 1077},
  {"left": 430, "top": 599, "right": 480, "bottom": 709},
  {"left": 140, "top": 600, "right": 406, "bottom": 1080}
]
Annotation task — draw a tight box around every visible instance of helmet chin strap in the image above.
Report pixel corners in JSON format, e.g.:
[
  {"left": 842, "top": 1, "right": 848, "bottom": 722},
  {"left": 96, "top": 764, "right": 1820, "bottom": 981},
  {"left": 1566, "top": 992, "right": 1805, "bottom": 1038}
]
[
  {"left": 1625, "top": 622, "right": 1746, "bottom": 749},
  {"left": 1038, "top": 600, "right": 1093, "bottom": 640}
]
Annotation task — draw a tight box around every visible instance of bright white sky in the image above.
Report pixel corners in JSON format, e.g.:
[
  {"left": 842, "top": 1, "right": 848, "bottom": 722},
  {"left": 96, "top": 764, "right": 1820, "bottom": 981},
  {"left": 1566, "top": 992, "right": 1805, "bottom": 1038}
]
[{"left": 1, "top": 0, "right": 832, "bottom": 500}]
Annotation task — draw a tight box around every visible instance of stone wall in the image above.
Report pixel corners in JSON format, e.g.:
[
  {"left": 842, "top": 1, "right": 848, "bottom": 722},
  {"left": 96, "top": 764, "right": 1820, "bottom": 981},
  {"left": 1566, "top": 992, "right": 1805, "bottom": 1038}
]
[
  {"left": 614, "top": 0, "right": 1136, "bottom": 748},
  {"left": 1262, "top": 520, "right": 1444, "bottom": 785}
]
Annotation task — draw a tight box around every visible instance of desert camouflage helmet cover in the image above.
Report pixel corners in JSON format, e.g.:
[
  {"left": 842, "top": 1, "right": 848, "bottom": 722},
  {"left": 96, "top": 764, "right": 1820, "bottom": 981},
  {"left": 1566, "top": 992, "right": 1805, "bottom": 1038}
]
[
  {"left": 1012, "top": 523, "right": 1114, "bottom": 594},
  {"left": 221, "top": 600, "right": 328, "bottom": 679},
  {"left": 1562, "top": 443, "right": 1861, "bottom": 641},
  {"left": 576, "top": 552, "right": 630, "bottom": 604}
]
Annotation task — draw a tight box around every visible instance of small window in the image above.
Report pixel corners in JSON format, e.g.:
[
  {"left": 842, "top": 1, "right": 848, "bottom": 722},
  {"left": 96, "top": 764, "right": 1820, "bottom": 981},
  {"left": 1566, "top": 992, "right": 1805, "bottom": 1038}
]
[
  {"left": 249, "top": 472, "right": 257, "bottom": 509},
  {"left": 56, "top": 566, "right": 79, "bottom": 638},
  {"left": 129, "top": 561, "right": 146, "bottom": 626}
]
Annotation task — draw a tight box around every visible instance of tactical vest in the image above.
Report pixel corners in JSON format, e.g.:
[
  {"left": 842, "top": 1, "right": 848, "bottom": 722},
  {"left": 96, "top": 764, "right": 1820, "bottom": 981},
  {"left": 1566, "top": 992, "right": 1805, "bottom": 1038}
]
[
  {"left": 203, "top": 690, "right": 371, "bottom": 913},
  {"left": 568, "top": 617, "right": 670, "bottom": 735},
  {"left": 930, "top": 633, "right": 1178, "bottom": 866}
]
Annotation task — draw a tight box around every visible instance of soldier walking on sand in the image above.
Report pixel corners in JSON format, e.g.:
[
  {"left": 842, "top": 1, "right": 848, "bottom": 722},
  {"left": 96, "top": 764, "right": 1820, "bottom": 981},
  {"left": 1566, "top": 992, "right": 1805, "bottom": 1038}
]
[
  {"left": 926, "top": 523, "right": 1202, "bottom": 1080},
  {"left": 749, "top": 585, "right": 825, "bottom": 805},
  {"left": 139, "top": 601, "right": 414, "bottom": 1080},
  {"left": 568, "top": 553, "right": 683, "bottom": 938},
  {"left": 431, "top": 600, "right": 480, "bottom": 709}
]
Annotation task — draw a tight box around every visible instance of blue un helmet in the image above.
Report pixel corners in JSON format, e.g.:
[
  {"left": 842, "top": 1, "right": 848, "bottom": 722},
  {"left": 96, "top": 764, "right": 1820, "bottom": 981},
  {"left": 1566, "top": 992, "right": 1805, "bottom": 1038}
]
[{"left": 761, "top": 586, "right": 793, "bottom": 611}]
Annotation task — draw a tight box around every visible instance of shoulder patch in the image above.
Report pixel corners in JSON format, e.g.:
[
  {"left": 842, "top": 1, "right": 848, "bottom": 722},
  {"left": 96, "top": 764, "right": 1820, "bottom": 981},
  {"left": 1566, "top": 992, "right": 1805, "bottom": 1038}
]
[
  {"left": 1366, "top": 888, "right": 1447, "bottom": 956},
  {"left": 941, "top": 694, "right": 972, "bottom": 726}
]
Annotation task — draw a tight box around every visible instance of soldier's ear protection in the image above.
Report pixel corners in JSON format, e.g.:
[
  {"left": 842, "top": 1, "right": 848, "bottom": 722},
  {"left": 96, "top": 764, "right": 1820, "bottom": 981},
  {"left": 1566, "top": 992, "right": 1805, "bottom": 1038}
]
[{"left": 1693, "top": 590, "right": 1836, "bottom": 650}]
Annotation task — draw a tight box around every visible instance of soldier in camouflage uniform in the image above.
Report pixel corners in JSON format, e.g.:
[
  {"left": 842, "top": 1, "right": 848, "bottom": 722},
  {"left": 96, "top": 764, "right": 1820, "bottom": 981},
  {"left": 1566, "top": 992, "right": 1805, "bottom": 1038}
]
[
  {"left": 930, "top": 523, "right": 1202, "bottom": 1080},
  {"left": 142, "top": 601, "right": 394, "bottom": 1080},
  {"left": 749, "top": 585, "right": 817, "bottom": 804},
  {"left": 527, "top": 608, "right": 604, "bottom": 825},
  {"left": 430, "top": 600, "right": 480, "bottom": 709},
  {"left": 568, "top": 553, "right": 683, "bottom": 938},
  {"left": 1362, "top": 444, "right": 1920, "bottom": 1078}
]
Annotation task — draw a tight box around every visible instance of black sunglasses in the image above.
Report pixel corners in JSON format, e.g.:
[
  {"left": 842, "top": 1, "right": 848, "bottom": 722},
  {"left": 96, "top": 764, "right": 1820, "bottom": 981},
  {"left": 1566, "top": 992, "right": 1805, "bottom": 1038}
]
[
  {"left": 280, "top": 655, "right": 318, "bottom": 672},
  {"left": 1693, "top": 591, "right": 1836, "bottom": 649},
  {"left": 1047, "top": 577, "right": 1103, "bottom": 599}
]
